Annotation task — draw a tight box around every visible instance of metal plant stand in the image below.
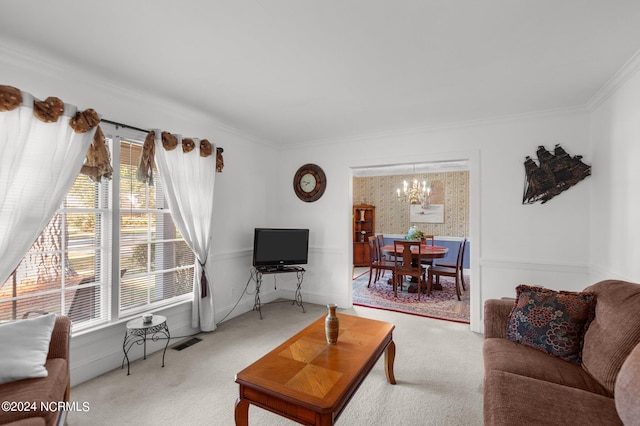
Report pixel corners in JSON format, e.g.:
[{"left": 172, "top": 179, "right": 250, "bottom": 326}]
[{"left": 122, "top": 315, "right": 170, "bottom": 375}]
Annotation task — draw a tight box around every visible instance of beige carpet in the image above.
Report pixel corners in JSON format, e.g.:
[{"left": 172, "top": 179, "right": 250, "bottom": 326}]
[{"left": 67, "top": 301, "right": 484, "bottom": 425}]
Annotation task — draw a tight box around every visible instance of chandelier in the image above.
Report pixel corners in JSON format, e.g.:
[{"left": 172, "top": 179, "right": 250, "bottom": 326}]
[{"left": 397, "top": 177, "right": 431, "bottom": 206}]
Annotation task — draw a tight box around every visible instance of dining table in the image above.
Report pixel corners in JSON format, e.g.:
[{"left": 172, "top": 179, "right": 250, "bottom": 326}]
[{"left": 380, "top": 243, "right": 448, "bottom": 291}]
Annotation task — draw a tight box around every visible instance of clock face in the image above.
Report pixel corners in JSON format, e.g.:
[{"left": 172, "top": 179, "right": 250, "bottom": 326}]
[
  {"left": 293, "top": 164, "right": 326, "bottom": 202},
  {"left": 300, "top": 173, "right": 317, "bottom": 193}
]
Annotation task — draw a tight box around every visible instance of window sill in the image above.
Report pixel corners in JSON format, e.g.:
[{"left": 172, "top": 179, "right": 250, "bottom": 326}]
[{"left": 71, "top": 297, "right": 193, "bottom": 338}]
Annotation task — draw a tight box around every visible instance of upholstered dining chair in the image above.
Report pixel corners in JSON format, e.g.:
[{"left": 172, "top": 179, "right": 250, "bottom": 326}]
[
  {"left": 428, "top": 239, "right": 465, "bottom": 300},
  {"left": 433, "top": 238, "right": 467, "bottom": 291},
  {"left": 367, "top": 236, "right": 395, "bottom": 287},
  {"left": 393, "top": 240, "right": 428, "bottom": 299}
]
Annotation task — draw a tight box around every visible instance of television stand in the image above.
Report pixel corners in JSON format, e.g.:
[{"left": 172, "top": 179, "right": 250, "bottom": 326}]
[{"left": 253, "top": 266, "right": 306, "bottom": 319}]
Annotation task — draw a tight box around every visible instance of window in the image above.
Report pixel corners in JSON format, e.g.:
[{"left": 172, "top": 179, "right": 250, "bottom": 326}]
[
  {"left": 0, "top": 172, "right": 109, "bottom": 327},
  {"left": 0, "top": 128, "right": 194, "bottom": 330},
  {"left": 118, "top": 140, "right": 194, "bottom": 315}
]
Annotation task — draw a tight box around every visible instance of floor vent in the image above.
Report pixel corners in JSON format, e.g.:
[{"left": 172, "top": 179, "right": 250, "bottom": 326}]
[{"left": 172, "top": 337, "right": 202, "bottom": 351}]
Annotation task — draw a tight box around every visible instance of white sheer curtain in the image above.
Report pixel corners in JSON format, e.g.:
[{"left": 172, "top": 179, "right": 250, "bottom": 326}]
[
  {"left": 0, "top": 90, "right": 98, "bottom": 286},
  {"left": 152, "top": 131, "right": 217, "bottom": 331}
]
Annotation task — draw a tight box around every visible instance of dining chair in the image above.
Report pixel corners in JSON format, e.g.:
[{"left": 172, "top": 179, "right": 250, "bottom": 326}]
[
  {"left": 393, "top": 240, "right": 428, "bottom": 299},
  {"left": 420, "top": 235, "right": 435, "bottom": 246},
  {"left": 379, "top": 233, "right": 401, "bottom": 265},
  {"left": 373, "top": 234, "right": 392, "bottom": 281},
  {"left": 433, "top": 238, "right": 467, "bottom": 291},
  {"left": 367, "top": 236, "right": 395, "bottom": 287},
  {"left": 419, "top": 235, "right": 436, "bottom": 270},
  {"left": 428, "top": 239, "right": 465, "bottom": 300},
  {"left": 376, "top": 234, "right": 387, "bottom": 260}
]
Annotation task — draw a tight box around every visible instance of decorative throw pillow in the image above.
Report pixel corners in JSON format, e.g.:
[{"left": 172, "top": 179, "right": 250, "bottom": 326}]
[
  {"left": 0, "top": 313, "right": 56, "bottom": 384},
  {"left": 506, "top": 284, "right": 596, "bottom": 364}
]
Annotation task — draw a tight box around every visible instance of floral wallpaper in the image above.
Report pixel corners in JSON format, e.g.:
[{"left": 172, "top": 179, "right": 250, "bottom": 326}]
[{"left": 353, "top": 171, "right": 469, "bottom": 237}]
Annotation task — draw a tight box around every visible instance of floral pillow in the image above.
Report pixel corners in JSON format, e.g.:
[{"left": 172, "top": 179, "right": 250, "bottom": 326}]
[{"left": 506, "top": 284, "right": 596, "bottom": 364}]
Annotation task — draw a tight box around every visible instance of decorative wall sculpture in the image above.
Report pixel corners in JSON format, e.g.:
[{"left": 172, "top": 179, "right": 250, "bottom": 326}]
[{"left": 522, "top": 144, "right": 591, "bottom": 204}]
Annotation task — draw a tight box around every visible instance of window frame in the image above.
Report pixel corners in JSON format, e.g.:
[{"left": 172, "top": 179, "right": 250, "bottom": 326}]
[
  {"left": 108, "top": 126, "right": 195, "bottom": 322},
  {"left": 0, "top": 123, "right": 195, "bottom": 331}
]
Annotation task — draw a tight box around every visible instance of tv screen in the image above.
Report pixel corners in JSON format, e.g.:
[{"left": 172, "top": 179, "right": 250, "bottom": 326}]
[{"left": 252, "top": 228, "right": 309, "bottom": 268}]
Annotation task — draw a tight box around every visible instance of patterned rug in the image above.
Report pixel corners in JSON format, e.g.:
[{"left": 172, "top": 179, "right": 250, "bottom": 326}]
[{"left": 352, "top": 270, "right": 470, "bottom": 324}]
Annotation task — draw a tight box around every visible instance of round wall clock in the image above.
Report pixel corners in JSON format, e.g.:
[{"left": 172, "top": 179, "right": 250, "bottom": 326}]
[{"left": 293, "top": 163, "right": 327, "bottom": 202}]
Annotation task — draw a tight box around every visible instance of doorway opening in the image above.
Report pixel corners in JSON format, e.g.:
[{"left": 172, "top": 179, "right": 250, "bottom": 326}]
[{"left": 351, "top": 161, "right": 471, "bottom": 323}]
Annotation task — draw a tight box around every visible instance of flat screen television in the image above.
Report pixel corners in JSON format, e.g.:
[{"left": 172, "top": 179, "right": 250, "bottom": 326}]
[{"left": 252, "top": 228, "right": 309, "bottom": 269}]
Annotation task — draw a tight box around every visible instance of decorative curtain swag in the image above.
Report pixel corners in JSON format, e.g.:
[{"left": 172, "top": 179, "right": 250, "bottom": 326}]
[
  {"left": 81, "top": 126, "right": 113, "bottom": 182},
  {"left": 216, "top": 147, "right": 224, "bottom": 173},
  {"left": 137, "top": 130, "right": 224, "bottom": 185},
  {"left": 0, "top": 84, "right": 113, "bottom": 183},
  {"left": 137, "top": 130, "right": 156, "bottom": 184},
  {"left": 0, "top": 85, "right": 22, "bottom": 111}
]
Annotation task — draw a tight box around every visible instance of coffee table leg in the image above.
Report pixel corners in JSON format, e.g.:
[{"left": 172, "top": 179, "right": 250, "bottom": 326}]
[
  {"left": 385, "top": 340, "right": 396, "bottom": 384},
  {"left": 235, "top": 397, "right": 249, "bottom": 426}
]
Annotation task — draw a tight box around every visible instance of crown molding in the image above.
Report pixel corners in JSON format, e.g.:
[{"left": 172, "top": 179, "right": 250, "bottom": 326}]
[
  {"left": 587, "top": 47, "right": 640, "bottom": 111},
  {"left": 285, "top": 105, "right": 588, "bottom": 150},
  {"left": 0, "top": 42, "right": 275, "bottom": 147}
]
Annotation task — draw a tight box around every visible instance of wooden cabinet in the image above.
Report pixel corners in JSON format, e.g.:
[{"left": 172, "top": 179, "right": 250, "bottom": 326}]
[{"left": 353, "top": 204, "right": 375, "bottom": 266}]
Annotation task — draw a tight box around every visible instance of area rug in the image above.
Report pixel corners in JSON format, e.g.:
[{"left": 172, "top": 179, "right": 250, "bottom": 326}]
[{"left": 352, "top": 271, "right": 470, "bottom": 324}]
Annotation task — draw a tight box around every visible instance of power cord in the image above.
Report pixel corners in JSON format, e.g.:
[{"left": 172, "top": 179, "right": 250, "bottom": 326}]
[{"left": 215, "top": 268, "right": 256, "bottom": 326}]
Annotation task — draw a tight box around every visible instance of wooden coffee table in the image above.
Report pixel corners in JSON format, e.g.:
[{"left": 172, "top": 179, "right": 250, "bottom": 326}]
[{"left": 234, "top": 313, "right": 396, "bottom": 425}]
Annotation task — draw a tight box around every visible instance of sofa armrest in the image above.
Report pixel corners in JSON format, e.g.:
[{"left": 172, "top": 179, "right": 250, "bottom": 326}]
[
  {"left": 615, "top": 342, "right": 640, "bottom": 425},
  {"left": 484, "top": 299, "right": 514, "bottom": 339},
  {"left": 47, "top": 316, "right": 70, "bottom": 360}
]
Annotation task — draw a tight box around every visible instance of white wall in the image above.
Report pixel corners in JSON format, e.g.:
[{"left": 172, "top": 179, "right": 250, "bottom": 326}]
[
  {"left": 588, "top": 55, "right": 640, "bottom": 283},
  {"left": 277, "top": 110, "right": 592, "bottom": 333}
]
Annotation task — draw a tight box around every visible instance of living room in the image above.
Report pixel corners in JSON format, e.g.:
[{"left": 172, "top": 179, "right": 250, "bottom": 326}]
[{"left": 1, "top": 1, "right": 640, "bottom": 425}]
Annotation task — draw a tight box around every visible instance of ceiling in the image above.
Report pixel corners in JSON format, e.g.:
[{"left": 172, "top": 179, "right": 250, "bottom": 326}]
[{"left": 2, "top": 1, "right": 640, "bottom": 146}]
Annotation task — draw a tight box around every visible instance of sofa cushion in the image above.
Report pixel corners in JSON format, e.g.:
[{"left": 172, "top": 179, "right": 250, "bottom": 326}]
[
  {"left": 0, "top": 314, "right": 56, "bottom": 384},
  {"left": 483, "top": 338, "right": 610, "bottom": 396},
  {"left": 506, "top": 284, "right": 595, "bottom": 364},
  {"left": 484, "top": 370, "right": 621, "bottom": 426},
  {"left": 0, "top": 358, "right": 67, "bottom": 426},
  {"left": 581, "top": 280, "right": 640, "bottom": 395}
]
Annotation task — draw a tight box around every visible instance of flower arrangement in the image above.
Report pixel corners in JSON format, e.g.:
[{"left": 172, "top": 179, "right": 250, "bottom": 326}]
[{"left": 405, "top": 226, "right": 424, "bottom": 241}]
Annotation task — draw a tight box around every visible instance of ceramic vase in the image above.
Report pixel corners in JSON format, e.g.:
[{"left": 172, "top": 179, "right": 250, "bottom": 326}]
[{"left": 325, "top": 304, "right": 339, "bottom": 344}]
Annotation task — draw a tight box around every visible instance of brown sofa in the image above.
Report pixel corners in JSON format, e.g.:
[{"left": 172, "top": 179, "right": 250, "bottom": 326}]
[
  {"left": 483, "top": 280, "right": 640, "bottom": 426},
  {"left": 0, "top": 316, "right": 71, "bottom": 426}
]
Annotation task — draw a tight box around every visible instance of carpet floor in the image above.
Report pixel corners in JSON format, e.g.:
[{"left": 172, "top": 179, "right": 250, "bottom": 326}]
[
  {"left": 352, "top": 270, "right": 470, "bottom": 323},
  {"left": 67, "top": 302, "right": 484, "bottom": 426}
]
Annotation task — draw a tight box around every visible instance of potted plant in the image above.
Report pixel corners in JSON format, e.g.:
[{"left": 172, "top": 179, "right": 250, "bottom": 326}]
[{"left": 405, "top": 226, "right": 424, "bottom": 241}]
